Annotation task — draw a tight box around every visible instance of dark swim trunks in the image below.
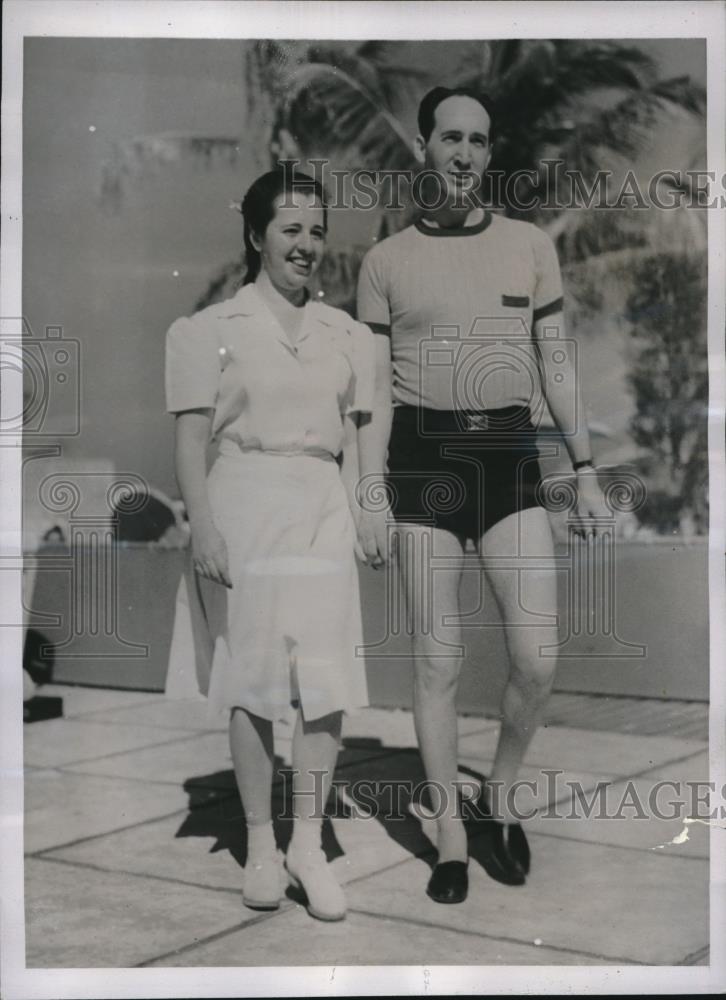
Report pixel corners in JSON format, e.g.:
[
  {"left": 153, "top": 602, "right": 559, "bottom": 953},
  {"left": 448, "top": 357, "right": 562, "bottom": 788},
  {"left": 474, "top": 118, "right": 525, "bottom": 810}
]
[{"left": 386, "top": 405, "right": 543, "bottom": 542}]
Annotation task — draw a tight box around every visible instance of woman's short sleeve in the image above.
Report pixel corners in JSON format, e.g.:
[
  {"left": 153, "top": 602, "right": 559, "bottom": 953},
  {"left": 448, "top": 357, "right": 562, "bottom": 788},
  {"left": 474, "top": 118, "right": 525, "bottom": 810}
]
[
  {"left": 346, "top": 321, "right": 375, "bottom": 414},
  {"left": 165, "top": 316, "right": 220, "bottom": 413}
]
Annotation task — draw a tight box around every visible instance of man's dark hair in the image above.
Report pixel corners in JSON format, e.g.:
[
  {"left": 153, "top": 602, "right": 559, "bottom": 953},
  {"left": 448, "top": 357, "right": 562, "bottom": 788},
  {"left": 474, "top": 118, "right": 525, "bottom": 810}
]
[{"left": 417, "top": 86, "right": 496, "bottom": 143}]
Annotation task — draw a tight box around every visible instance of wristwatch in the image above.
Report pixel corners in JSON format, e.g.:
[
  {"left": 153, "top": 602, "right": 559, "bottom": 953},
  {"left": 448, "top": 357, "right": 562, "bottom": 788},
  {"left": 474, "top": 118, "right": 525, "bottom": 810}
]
[{"left": 573, "top": 458, "right": 594, "bottom": 471}]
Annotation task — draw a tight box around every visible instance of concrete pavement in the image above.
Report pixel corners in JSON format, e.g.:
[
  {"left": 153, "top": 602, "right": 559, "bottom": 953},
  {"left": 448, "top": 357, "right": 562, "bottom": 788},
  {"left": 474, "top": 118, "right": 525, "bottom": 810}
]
[{"left": 23, "top": 685, "right": 710, "bottom": 969}]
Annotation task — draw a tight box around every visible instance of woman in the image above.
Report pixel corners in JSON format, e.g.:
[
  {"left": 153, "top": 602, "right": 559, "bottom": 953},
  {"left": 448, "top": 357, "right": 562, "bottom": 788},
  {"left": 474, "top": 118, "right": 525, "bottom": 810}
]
[{"left": 165, "top": 168, "right": 374, "bottom": 921}]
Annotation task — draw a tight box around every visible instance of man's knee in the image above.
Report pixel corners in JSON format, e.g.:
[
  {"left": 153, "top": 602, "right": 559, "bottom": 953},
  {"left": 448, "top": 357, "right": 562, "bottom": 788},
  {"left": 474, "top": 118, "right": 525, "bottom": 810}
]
[
  {"left": 510, "top": 655, "right": 556, "bottom": 702},
  {"left": 414, "top": 653, "right": 462, "bottom": 697}
]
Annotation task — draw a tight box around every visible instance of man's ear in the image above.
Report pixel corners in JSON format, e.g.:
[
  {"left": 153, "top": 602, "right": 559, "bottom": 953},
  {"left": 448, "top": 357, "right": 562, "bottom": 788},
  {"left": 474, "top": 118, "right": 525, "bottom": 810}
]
[{"left": 413, "top": 135, "right": 427, "bottom": 166}]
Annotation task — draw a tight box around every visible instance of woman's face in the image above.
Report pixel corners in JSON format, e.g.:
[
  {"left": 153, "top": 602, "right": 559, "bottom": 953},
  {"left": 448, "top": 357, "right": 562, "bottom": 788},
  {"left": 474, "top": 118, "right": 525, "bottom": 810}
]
[{"left": 254, "top": 190, "right": 326, "bottom": 295}]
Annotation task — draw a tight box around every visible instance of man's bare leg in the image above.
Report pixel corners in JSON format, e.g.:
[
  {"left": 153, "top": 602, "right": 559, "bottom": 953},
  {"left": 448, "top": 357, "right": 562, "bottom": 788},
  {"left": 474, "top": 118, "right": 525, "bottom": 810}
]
[
  {"left": 478, "top": 505, "right": 559, "bottom": 824},
  {"left": 395, "top": 523, "right": 467, "bottom": 863}
]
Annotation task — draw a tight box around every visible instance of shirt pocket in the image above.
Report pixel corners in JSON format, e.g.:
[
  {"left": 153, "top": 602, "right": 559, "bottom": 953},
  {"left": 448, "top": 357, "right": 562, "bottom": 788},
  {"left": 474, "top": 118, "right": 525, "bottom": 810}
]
[{"left": 501, "top": 294, "right": 531, "bottom": 308}]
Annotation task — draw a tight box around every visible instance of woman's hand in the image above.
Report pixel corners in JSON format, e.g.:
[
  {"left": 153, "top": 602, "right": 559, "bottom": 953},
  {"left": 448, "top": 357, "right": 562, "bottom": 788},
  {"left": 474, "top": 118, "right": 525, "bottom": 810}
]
[
  {"left": 191, "top": 521, "right": 232, "bottom": 588},
  {"left": 357, "top": 505, "right": 391, "bottom": 570}
]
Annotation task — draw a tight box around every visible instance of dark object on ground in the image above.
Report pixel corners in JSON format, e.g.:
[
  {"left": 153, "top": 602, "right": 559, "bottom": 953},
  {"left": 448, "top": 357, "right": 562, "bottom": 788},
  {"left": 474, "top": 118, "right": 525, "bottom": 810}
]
[{"left": 24, "top": 695, "right": 63, "bottom": 723}]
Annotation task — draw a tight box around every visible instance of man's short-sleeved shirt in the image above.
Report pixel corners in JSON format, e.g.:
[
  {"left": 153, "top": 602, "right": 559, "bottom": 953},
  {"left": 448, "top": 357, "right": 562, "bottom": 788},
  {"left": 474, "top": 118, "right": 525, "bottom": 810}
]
[
  {"left": 166, "top": 283, "right": 374, "bottom": 457},
  {"left": 356, "top": 211, "right": 564, "bottom": 411}
]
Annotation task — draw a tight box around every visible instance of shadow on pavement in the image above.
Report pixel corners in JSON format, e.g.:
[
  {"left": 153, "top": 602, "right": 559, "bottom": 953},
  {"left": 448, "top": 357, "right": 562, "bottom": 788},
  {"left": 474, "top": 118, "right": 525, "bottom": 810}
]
[{"left": 172, "top": 740, "right": 500, "bottom": 891}]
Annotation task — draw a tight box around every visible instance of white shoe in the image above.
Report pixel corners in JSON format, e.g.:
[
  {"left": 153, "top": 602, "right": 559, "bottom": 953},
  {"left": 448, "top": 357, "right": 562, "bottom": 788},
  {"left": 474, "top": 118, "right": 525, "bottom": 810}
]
[
  {"left": 243, "top": 850, "right": 284, "bottom": 910},
  {"left": 285, "top": 847, "right": 347, "bottom": 922}
]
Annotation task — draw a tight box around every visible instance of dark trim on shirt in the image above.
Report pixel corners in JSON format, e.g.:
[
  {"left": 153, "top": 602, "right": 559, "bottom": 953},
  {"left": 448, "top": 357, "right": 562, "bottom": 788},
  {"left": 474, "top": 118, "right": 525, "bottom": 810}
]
[
  {"left": 367, "top": 322, "right": 392, "bottom": 338},
  {"left": 415, "top": 211, "right": 493, "bottom": 237},
  {"left": 532, "top": 296, "right": 564, "bottom": 322}
]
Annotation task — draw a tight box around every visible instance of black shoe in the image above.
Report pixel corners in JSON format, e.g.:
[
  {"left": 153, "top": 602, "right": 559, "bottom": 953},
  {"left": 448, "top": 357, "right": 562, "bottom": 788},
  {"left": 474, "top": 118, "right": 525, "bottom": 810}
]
[
  {"left": 464, "top": 788, "right": 527, "bottom": 886},
  {"left": 507, "top": 821, "right": 531, "bottom": 875},
  {"left": 426, "top": 861, "right": 468, "bottom": 904},
  {"left": 477, "top": 818, "right": 526, "bottom": 886}
]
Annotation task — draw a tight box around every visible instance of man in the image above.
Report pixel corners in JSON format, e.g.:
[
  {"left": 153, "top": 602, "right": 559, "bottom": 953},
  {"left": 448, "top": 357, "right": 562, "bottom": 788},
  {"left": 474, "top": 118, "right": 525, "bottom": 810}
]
[{"left": 356, "top": 86, "right": 607, "bottom": 903}]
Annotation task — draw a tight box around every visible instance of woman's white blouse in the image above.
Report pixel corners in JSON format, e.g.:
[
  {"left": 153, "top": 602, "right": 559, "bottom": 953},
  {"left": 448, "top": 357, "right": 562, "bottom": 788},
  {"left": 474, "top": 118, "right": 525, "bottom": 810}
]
[{"left": 166, "top": 283, "right": 375, "bottom": 457}]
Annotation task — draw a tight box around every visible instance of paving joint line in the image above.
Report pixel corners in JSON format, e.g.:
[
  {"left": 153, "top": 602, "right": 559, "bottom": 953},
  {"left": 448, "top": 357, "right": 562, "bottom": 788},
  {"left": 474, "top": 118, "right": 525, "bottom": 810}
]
[
  {"left": 49, "top": 738, "right": 404, "bottom": 782},
  {"left": 346, "top": 906, "right": 644, "bottom": 965},
  {"left": 625, "top": 747, "right": 710, "bottom": 781},
  {"left": 29, "top": 763, "right": 239, "bottom": 799},
  {"left": 58, "top": 698, "right": 165, "bottom": 719},
  {"left": 457, "top": 746, "right": 707, "bottom": 787},
  {"left": 66, "top": 715, "right": 227, "bottom": 733},
  {"left": 26, "top": 852, "right": 246, "bottom": 897},
  {"left": 134, "top": 904, "right": 295, "bottom": 967},
  {"left": 28, "top": 728, "right": 217, "bottom": 771},
  {"left": 520, "top": 826, "right": 710, "bottom": 862},
  {"left": 27, "top": 803, "right": 222, "bottom": 857}
]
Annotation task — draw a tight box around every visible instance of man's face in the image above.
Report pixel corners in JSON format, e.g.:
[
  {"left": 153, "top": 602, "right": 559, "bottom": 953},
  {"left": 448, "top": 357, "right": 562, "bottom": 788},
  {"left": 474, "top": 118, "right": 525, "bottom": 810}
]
[{"left": 415, "top": 95, "right": 492, "bottom": 205}]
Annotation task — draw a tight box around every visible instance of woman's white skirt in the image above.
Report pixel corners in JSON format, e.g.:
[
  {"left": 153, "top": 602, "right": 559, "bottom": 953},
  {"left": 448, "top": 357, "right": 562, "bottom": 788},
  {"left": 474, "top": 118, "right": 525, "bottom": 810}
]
[{"left": 166, "top": 447, "right": 369, "bottom": 723}]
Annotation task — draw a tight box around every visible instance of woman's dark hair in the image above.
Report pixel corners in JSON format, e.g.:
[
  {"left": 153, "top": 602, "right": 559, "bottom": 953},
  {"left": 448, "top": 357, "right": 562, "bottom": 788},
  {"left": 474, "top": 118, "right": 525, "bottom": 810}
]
[
  {"left": 417, "top": 86, "right": 496, "bottom": 143},
  {"left": 241, "top": 167, "right": 327, "bottom": 285}
]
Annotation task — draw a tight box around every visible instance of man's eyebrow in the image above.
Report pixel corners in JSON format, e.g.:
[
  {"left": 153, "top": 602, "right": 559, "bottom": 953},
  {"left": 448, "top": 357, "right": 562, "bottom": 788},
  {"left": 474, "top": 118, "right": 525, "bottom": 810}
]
[{"left": 439, "top": 128, "right": 489, "bottom": 140}]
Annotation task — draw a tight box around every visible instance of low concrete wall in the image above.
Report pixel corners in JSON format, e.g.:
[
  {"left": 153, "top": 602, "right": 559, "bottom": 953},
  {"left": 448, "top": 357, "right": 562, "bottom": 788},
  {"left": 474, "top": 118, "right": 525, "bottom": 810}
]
[
  {"left": 26, "top": 540, "right": 708, "bottom": 705},
  {"left": 361, "top": 540, "right": 709, "bottom": 710}
]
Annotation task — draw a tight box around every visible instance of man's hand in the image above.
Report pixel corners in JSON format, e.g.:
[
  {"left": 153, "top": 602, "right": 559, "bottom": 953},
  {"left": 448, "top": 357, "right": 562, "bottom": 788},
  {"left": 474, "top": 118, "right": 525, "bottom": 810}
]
[
  {"left": 191, "top": 521, "right": 233, "bottom": 588},
  {"left": 574, "top": 468, "right": 610, "bottom": 537}
]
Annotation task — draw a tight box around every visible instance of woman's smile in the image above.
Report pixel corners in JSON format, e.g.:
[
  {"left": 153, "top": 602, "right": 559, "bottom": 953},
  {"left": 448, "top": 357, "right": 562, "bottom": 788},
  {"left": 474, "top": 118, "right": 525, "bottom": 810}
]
[{"left": 253, "top": 191, "right": 326, "bottom": 300}]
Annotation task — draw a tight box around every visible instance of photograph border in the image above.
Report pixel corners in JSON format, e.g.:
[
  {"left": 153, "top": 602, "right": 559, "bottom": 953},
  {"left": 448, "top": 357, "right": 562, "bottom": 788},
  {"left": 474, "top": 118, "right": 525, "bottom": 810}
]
[{"left": 1, "top": 1, "right": 724, "bottom": 996}]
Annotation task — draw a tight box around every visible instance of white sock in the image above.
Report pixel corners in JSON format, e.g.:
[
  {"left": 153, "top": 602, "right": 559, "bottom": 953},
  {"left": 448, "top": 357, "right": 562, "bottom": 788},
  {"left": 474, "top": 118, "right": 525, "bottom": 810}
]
[
  {"left": 289, "top": 817, "right": 322, "bottom": 856},
  {"left": 247, "top": 821, "right": 276, "bottom": 860}
]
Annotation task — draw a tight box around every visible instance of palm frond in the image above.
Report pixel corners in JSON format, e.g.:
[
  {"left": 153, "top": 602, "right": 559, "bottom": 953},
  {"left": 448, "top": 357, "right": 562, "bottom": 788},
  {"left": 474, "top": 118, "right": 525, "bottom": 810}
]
[
  {"left": 651, "top": 75, "right": 706, "bottom": 115},
  {"left": 283, "top": 61, "right": 413, "bottom": 166},
  {"left": 546, "top": 41, "right": 655, "bottom": 93}
]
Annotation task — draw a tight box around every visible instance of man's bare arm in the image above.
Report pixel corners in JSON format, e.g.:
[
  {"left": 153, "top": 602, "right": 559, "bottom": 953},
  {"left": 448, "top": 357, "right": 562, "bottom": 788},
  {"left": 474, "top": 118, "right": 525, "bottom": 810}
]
[{"left": 534, "top": 312, "right": 608, "bottom": 534}]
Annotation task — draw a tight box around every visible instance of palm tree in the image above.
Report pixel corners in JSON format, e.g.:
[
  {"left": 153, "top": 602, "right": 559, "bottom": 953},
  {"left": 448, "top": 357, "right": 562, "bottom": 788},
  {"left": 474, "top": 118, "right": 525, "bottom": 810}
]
[
  {"left": 456, "top": 41, "right": 704, "bottom": 213},
  {"left": 101, "top": 39, "right": 705, "bottom": 307}
]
